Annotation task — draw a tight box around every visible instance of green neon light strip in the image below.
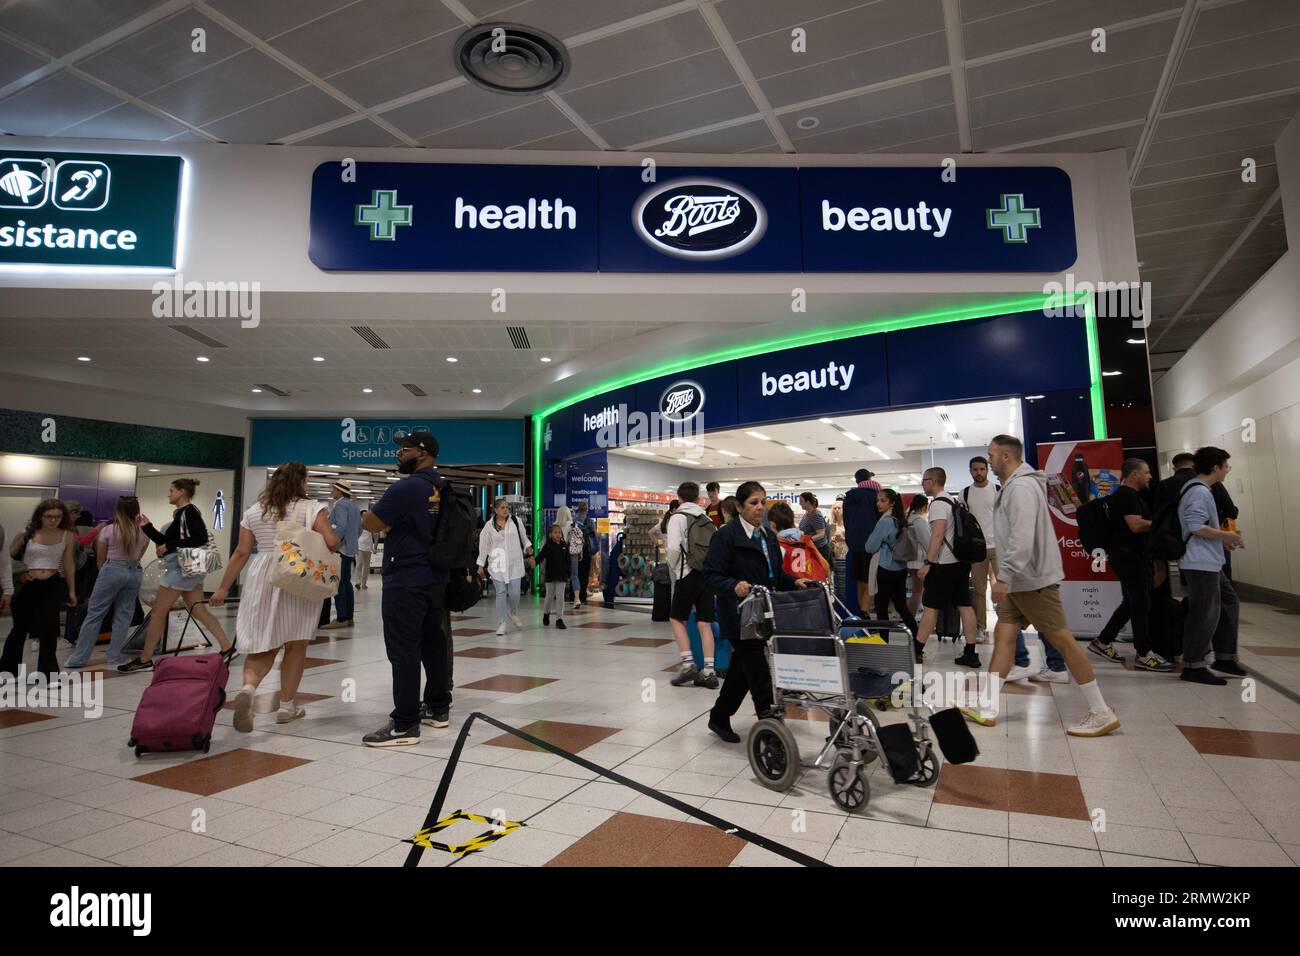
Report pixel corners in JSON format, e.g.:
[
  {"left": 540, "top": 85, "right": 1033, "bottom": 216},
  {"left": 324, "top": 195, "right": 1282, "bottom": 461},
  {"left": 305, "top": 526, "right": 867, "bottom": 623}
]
[{"left": 531, "top": 291, "right": 1099, "bottom": 548}]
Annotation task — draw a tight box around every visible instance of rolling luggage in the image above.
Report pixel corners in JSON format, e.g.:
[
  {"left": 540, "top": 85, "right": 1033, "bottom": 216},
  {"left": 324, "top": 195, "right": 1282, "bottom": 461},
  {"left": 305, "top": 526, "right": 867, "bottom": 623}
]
[
  {"left": 686, "top": 608, "right": 729, "bottom": 674},
  {"left": 934, "top": 601, "right": 962, "bottom": 642},
  {"left": 128, "top": 652, "right": 229, "bottom": 757}
]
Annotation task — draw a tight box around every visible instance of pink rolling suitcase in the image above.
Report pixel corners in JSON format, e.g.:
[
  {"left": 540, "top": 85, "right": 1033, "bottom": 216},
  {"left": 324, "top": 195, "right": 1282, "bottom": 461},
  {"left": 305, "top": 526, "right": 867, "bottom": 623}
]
[{"left": 128, "top": 652, "right": 230, "bottom": 757}]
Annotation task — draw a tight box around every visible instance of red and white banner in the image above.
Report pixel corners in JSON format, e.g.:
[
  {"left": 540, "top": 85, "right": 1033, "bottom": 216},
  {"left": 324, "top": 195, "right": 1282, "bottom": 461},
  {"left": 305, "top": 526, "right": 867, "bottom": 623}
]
[{"left": 1036, "top": 438, "right": 1126, "bottom": 637}]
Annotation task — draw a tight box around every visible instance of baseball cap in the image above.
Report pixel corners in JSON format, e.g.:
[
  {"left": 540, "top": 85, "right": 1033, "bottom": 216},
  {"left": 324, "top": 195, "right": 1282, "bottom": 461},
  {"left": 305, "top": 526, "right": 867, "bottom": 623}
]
[{"left": 396, "top": 431, "right": 439, "bottom": 457}]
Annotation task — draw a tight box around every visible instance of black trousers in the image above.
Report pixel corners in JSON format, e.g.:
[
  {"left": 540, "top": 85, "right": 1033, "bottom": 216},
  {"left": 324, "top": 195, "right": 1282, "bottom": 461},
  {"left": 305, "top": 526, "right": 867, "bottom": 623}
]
[
  {"left": 711, "top": 638, "right": 776, "bottom": 723},
  {"left": 578, "top": 554, "right": 592, "bottom": 602},
  {"left": 382, "top": 585, "right": 451, "bottom": 728},
  {"left": 873, "top": 565, "right": 918, "bottom": 636},
  {"left": 1, "top": 576, "right": 65, "bottom": 678},
  {"left": 1098, "top": 553, "right": 1152, "bottom": 655}
]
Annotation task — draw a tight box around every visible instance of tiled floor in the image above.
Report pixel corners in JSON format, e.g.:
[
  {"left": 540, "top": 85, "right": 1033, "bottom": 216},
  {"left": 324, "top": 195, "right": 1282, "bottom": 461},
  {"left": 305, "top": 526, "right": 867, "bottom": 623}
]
[{"left": 3, "top": 587, "right": 1300, "bottom": 868}]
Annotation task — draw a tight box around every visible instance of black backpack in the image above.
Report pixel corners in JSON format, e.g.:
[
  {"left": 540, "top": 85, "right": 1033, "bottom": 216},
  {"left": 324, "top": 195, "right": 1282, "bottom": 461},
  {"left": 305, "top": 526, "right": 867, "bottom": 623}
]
[
  {"left": 1149, "top": 480, "right": 1200, "bottom": 561},
  {"left": 939, "top": 495, "right": 987, "bottom": 564},
  {"left": 444, "top": 567, "right": 484, "bottom": 612},
  {"left": 417, "top": 474, "right": 477, "bottom": 570},
  {"left": 1076, "top": 495, "right": 1112, "bottom": 556}
]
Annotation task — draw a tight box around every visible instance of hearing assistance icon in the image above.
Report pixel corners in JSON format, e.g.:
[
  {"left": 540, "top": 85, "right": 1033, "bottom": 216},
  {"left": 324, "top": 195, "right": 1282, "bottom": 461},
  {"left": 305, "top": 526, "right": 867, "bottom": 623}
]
[{"left": 53, "top": 160, "right": 110, "bottom": 211}]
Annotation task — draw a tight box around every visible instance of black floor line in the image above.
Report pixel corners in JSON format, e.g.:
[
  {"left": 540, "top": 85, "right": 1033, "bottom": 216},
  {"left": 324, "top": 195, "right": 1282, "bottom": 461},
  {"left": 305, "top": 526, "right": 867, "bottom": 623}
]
[{"left": 406, "top": 711, "right": 830, "bottom": 868}]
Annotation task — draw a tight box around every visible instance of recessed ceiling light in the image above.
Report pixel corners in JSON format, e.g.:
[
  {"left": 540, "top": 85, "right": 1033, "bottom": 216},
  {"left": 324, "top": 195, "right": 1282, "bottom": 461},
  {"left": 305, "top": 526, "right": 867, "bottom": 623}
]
[
  {"left": 716, "top": 450, "right": 741, "bottom": 458},
  {"left": 867, "top": 445, "right": 886, "bottom": 457},
  {"left": 629, "top": 448, "right": 656, "bottom": 457},
  {"left": 540, "top": 356, "right": 552, "bottom": 363},
  {"left": 796, "top": 116, "right": 820, "bottom": 130},
  {"left": 362, "top": 388, "right": 373, "bottom": 393},
  {"left": 1025, "top": 394, "right": 1045, "bottom": 400},
  {"left": 1102, "top": 370, "right": 1122, "bottom": 377},
  {"left": 148, "top": 468, "right": 159, "bottom": 472},
  {"left": 1126, "top": 338, "right": 1146, "bottom": 345},
  {"left": 819, "top": 417, "right": 834, "bottom": 424},
  {"left": 446, "top": 356, "right": 458, "bottom": 363},
  {"left": 472, "top": 388, "right": 482, "bottom": 394},
  {"left": 76, "top": 356, "right": 91, "bottom": 362},
  {"left": 1050, "top": 415, "right": 1057, "bottom": 420},
  {"left": 746, "top": 431, "right": 771, "bottom": 441},
  {"left": 1051, "top": 431, "right": 1066, "bottom": 436},
  {"left": 195, "top": 356, "right": 209, "bottom": 363},
  {"left": 841, "top": 431, "right": 863, "bottom": 442},
  {"left": 677, "top": 459, "right": 697, "bottom": 465},
  {"left": 251, "top": 388, "right": 262, "bottom": 393},
  {"left": 785, "top": 445, "right": 805, "bottom": 454},
  {"left": 312, "top": 356, "right": 324, "bottom": 362}
]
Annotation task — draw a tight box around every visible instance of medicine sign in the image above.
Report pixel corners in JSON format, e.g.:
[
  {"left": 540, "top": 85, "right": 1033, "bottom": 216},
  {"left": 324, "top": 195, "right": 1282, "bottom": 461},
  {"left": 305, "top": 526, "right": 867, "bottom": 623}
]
[
  {"left": 0, "top": 150, "right": 183, "bottom": 269},
  {"left": 308, "top": 162, "right": 1077, "bottom": 273}
]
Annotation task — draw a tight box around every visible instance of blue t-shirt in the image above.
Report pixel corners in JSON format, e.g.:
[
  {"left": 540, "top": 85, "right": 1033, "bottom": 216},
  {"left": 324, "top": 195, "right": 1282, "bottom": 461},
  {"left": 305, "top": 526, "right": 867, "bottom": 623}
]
[
  {"left": 1178, "top": 479, "right": 1223, "bottom": 572},
  {"left": 372, "top": 468, "right": 448, "bottom": 589}
]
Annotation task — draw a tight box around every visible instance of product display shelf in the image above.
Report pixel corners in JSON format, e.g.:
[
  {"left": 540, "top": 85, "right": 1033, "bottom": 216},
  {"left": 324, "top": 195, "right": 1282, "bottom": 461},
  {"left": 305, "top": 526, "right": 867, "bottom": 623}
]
[{"left": 611, "top": 502, "right": 666, "bottom": 601}]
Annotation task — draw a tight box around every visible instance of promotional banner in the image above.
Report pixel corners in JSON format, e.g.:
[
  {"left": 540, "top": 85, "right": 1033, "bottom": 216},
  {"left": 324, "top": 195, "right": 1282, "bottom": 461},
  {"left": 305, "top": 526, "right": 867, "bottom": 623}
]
[
  {"left": 1036, "top": 438, "right": 1125, "bottom": 637},
  {"left": 566, "top": 451, "right": 608, "bottom": 519},
  {"left": 0, "top": 150, "right": 183, "bottom": 269},
  {"left": 249, "top": 418, "right": 522, "bottom": 466}
]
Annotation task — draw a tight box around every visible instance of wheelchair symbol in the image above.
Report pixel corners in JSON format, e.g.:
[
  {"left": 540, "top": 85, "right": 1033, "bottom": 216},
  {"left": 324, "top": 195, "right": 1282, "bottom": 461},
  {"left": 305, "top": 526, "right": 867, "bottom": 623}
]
[{"left": 355, "top": 427, "right": 371, "bottom": 443}]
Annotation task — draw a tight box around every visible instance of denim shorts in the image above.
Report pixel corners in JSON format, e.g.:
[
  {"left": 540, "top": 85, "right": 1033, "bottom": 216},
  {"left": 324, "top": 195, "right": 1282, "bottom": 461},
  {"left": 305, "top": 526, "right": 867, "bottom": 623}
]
[{"left": 160, "top": 551, "right": 204, "bottom": 590}]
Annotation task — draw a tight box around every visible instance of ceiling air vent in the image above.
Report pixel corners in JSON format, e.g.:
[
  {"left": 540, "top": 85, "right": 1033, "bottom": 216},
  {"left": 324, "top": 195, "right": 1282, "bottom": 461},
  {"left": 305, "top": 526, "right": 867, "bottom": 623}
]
[
  {"left": 169, "top": 325, "right": 226, "bottom": 348},
  {"left": 352, "top": 326, "right": 390, "bottom": 349},
  {"left": 455, "top": 23, "right": 569, "bottom": 96},
  {"left": 253, "top": 383, "right": 290, "bottom": 397},
  {"left": 403, "top": 384, "right": 428, "bottom": 397},
  {"left": 506, "top": 326, "right": 531, "bottom": 349}
]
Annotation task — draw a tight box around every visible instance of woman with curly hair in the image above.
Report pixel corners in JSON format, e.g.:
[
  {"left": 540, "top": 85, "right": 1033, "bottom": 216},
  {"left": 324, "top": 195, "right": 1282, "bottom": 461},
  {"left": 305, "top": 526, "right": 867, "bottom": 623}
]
[{"left": 210, "top": 461, "right": 339, "bottom": 732}]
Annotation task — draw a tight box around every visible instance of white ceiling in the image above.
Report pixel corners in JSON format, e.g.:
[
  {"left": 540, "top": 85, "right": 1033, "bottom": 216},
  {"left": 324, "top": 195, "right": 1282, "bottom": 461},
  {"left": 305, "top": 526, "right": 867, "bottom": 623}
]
[
  {"left": 608, "top": 396, "right": 1016, "bottom": 488},
  {"left": 0, "top": 0, "right": 1293, "bottom": 390}
]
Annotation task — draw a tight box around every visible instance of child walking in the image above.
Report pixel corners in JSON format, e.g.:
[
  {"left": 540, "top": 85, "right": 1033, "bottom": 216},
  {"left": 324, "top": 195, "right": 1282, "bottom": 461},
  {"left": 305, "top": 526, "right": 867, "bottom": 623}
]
[{"left": 539, "top": 524, "right": 569, "bottom": 629}]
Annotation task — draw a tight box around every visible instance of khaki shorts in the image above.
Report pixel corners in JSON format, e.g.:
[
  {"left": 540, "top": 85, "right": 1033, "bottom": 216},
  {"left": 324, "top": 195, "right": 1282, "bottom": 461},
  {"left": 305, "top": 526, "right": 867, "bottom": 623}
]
[{"left": 999, "top": 584, "right": 1068, "bottom": 633}]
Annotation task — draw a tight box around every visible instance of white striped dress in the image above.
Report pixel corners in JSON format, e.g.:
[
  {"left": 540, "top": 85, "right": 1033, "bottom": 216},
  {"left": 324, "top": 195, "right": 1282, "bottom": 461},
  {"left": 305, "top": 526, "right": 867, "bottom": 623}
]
[{"left": 235, "top": 499, "right": 327, "bottom": 655}]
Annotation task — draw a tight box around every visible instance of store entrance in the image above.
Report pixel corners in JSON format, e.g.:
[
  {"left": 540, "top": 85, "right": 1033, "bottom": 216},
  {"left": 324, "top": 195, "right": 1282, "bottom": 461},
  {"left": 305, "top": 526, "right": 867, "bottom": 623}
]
[{"left": 603, "top": 397, "right": 1023, "bottom": 609}]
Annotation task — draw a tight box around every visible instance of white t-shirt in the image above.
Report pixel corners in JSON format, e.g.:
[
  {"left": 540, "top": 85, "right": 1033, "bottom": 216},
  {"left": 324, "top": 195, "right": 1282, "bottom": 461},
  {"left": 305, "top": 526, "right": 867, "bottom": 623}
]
[
  {"left": 925, "top": 496, "right": 960, "bottom": 565},
  {"left": 962, "top": 482, "right": 997, "bottom": 551}
]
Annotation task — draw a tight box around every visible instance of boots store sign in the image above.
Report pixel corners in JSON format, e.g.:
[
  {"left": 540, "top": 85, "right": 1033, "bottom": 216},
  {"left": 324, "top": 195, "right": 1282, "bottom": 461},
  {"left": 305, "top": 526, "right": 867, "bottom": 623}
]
[
  {"left": 0, "top": 150, "right": 183, "bottom": 269},
  {"left": 309, "top": 162, "right": 1077, "bottom": 273}
]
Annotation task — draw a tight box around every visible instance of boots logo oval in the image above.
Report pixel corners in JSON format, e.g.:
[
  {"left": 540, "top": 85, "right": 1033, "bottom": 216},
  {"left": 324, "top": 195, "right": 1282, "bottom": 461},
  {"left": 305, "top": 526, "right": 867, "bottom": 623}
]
[
  {"left": 633, "top": 179, "right": 766, "bottom": 260},
  {"left": 659, "top": 380, "right": 705, "bottom": 423}
]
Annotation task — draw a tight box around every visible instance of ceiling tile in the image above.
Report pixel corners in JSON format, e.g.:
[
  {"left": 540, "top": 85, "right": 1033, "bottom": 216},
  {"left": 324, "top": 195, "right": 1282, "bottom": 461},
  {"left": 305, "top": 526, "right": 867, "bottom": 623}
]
[
  {"left": 969, "top": 58, "right": 1163, "bottom": 129},
  {"left": 0, "top": 0, "right": 168, "bottom": 57},
  {"left": 267, "top": 0, "right": 462, "bottom": 77},
  {"left": 419, "top": 97, "right": 573, "bottom": 147},
  {"left": 204, "top": 0, "right": 359, "bottom": 40},
  {"left": 0, "top": 36, "right": 48, "bottom": 89},
  {"left": 592, "top": 84, "right": 755, "bottom": 148},
  {"left": 77, "top": 10, "right": 248, "bottom": 97},
  {"left": 512, "top": 127, "right": 598, "bottom": 149},
  {"left": 756, "top": 32, "right": 950, "bottom": 109},
  {"left": 142, "top": 48, "right": 306, "bottom": 125},
  {"left": 564, "top": 10, "right": 715, "bottom": 90},
  {"left": 562, "top": 49, "right": 740, "bottom": 125},
  {"left": 716, "top": 0, "right": 880, "bottom": 42},
  {"left": 296, "top": 117, "right": 404, "bottom": 147},
  {"left": 789, "top": 103, "right": 957, "bottom": 152},
  {"left": 781, "top": 74, "right": 953, "bottom": 140},
  {"left": 1155, "top": 93, "right": 1300, "bottom": 143},
  {"left": 1190, "top": 0, "right": 1300, "bottom": 47},
  {"left": 0, "top": 71, "right": 124, "bottom": 136},
  {"left": 1002, "top": 123, "right": 1140, "bottom": 153},
  {"left": 460, "top": 0, "right": 685, "bottom": 40},
  {"left": 1166, "top": 60, "right": 1300, "bottom": 114},
  {"left": 55, "top": 100, "right": 191, "bottom": 140},
  {"left": 973, "top": 91, "right": 1152, "bottom": 151},
  {"left": 652, "top": 117, "right": 779, "bottom": 152},
  {"left": 377, "top": 82, "right": 519, "bottom": 138},
  {"left": 962, "top": 0, "right": 1182, "bottom": 60},
  {"left": 323, "top": 29, "right": 463, "bottom": 107},
  {"left": 203, "top": 84, "right": 353, "bottom": 143}
]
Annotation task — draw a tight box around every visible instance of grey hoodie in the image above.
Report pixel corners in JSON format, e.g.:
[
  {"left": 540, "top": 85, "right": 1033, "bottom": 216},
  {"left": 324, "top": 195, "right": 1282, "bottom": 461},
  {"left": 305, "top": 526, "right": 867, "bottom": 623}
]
[{"left": 992, "top": 462, "right": 1064, "bottom": 593}]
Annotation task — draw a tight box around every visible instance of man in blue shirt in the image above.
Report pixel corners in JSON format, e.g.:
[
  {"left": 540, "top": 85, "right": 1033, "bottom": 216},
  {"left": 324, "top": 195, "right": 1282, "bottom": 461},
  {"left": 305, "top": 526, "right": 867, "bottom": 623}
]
[
  {"left": 360, "top": 432, "right": 452, "bottom": 746},
  {"left": 319, "top": 478, "right": 361, "bottom": 629},
  {"left": 1178, "top": 446, "right": 1246, "bottom": 685}
]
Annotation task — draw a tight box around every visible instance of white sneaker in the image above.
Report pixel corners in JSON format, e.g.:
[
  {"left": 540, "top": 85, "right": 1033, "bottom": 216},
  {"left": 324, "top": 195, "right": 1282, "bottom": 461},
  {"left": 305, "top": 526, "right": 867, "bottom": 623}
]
[
  {"left": 508, "top": 613, "right": 523, "bottom": 629},
  {"left": 1003, "top": 664, "right": 1037, "bottom": 683},
  {"left": 1067, "top": 708, "right": 1121, "bottom": 738},
  {"left": 976, "top": 627, "right": 990, "bottom": 644},
  {"left": 275, "top": 703, "right": 305, "bottom": 724},
  {"left": 495, "top": 622, "right": 507, "bottom": 636},
  {"left": 1031, "top": 667, "right": 1070, "bottom": 684},
  {"left": 232, "top": 687, "right": 255, "bottom": 733},
  {"left": 573, "top": 599, "right": 582, "bottom": 609}
]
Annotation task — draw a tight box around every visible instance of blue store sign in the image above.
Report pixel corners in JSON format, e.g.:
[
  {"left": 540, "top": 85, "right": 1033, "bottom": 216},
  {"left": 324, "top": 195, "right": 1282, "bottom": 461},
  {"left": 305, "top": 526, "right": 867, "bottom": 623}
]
[
  {"left": 308, "top": 162, "right": 1076, "bottom": 273},
  {"left": 249, "top": 418, "right": 522, "bottom": 467}
]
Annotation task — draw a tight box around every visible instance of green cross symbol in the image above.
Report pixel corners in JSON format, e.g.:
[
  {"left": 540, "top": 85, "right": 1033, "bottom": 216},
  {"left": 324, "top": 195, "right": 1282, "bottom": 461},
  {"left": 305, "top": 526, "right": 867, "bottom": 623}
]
[
  {"left": 986, "top": 193, "right": 1041, "bottom": 243},
  {"left": 355, "top": 189, "right": 412, "bottom": 240}
]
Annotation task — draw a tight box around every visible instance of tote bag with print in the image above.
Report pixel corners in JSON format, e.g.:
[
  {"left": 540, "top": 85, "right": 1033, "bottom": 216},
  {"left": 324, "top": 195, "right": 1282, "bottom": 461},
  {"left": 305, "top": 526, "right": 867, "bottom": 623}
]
[
  {"left": 269, "top": 500, "right": 340, "bottom": 600},
  {"left": 176, "top": 509, "right": 223, "bottom": 577}
]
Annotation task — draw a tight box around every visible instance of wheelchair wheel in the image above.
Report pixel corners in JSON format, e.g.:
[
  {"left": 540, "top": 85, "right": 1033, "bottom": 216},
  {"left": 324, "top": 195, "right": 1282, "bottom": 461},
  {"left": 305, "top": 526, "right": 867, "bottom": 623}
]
[
  {"left": 909, "top": 742, "right": 940, "bottom": 788},
  {"left": 826, "top": 701, "right": 880, "bottom": 765},
  {"left": 748, "top": 717, "right": 800, "bottom": 792},
  {"left": 827, "top": 755, "right": 871, "bottom": 812}
]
